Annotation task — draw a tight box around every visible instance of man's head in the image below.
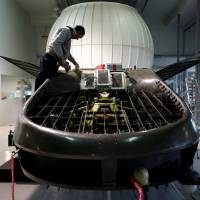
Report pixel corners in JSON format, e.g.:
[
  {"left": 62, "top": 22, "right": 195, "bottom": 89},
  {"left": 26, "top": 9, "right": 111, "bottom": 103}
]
[{"left": 73, "top": 25, "right": 85, "bottom": 40}]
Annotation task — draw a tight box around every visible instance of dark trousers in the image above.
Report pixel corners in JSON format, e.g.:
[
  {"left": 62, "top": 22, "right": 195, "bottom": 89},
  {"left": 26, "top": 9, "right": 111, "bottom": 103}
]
[{"left": 35, "top": 53, "right": 59, "bottom": 91}]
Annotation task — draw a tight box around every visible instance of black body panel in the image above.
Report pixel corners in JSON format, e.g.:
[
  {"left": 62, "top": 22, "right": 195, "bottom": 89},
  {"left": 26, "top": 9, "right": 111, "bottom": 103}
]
[{"left": 14, "top": 69, "right": 199, "bottom": 189}]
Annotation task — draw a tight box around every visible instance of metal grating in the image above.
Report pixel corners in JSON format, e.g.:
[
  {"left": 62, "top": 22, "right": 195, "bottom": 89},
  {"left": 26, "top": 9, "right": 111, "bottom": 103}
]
[{"left": 27, "top": 90, "right": 183, "bottom": 134}]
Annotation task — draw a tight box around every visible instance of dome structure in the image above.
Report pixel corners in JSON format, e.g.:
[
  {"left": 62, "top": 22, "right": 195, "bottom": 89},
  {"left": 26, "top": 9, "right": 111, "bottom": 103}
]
[{"left": 47, "top": 2, "right": 154, "bottom": 69}]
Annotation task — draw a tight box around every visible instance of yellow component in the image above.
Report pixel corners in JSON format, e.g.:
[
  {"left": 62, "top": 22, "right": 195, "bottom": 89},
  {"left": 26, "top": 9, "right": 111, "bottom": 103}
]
[
  {"left": 91, "top": 103, "right": 119, "bottom": 112},
  {"left": 89, "top": 92, "right": 120, "bottom": 118},
  {"left": 91, "top": 103, "right": 100, "bottom": 112},
  {"left": 79, "top": 96, "right": 86, "bottom": 102}
]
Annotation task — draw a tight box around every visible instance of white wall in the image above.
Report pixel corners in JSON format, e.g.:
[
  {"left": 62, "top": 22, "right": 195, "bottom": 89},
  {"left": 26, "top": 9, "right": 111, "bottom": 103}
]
[
  {"left": 184, "top": 25, "right": 196, "bottom": 55},
  {"left": 1, "top": 75, "right": 21, "bottom": 98},
  {"left": 0, "top": 0, "right": 35, "bottom": 125},
  {"left": 144, "top": 16, "right": 180, "bottom": 56},
  {"left": 0, "top": 0, "right": 35, "bottom": 62},
  {"left": 153, "top": 56, "right": 178, "bottom": 68},
  {"left": 144, "top": 16, "right": 198, "bottom": 56}
]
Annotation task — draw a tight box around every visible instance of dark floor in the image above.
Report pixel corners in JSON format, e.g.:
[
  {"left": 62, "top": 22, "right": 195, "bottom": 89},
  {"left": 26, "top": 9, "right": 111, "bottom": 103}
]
[{"left": 1, "top": 182, "right": 200, "bottom": 200}]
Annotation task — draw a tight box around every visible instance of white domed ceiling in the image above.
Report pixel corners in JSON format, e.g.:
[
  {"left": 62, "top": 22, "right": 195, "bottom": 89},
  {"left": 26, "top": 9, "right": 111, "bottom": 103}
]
[{"left": 47, "top": 2, "right": 154, "bottom": 69}]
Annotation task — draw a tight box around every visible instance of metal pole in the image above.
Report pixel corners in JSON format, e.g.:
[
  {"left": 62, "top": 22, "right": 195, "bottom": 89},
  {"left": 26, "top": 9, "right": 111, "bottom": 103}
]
[
  {"left": 195, "top": 0, "right": 200, "bottom": 56},
  {"left": 177, "top": 14, "right": 181, "bottom": 93},
  {"left": 177, "top": 14, "right": 181, "bottom": 63},
  {"left": 195, "top": 0, "right": 200, "bottom": 125},
  {"left": 182, "top": 24, "right": 186, "bottom": 96}
]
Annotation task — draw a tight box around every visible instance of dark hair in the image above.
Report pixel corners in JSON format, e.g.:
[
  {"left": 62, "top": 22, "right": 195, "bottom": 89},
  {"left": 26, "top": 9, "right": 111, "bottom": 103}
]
[{"left": 74, "top": 25, "right": 85, "bottom": 36}]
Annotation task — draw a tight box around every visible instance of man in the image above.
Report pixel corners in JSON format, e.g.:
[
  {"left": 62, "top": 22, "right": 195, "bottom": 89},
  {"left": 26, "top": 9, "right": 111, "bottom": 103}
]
[{"left": 35, "top": 25, "right": 85, "bottom": 90}]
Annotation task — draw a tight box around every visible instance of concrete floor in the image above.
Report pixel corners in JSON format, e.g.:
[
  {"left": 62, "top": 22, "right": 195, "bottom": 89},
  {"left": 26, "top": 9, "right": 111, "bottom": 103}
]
[
  {"left": 1, "top": 182, "right": 200, "bottom": 200},
  {"left": 0, "top": 123, "right": 200, "bottom": 200},
  {"left": 0, "top": 122, "right": 15, "bottom": 166}
]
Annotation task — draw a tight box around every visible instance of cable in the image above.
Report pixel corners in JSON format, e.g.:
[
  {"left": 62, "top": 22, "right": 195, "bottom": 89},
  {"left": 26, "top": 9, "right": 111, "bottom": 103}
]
[
  {"left": 141, "top": 0, "right": 149, "bottom": 14},
  {"left": 10, "top": 149, "right": 21, "bottom": 200},
  {"left": 11, "top": 154, "right": 15, "bottom": 200},
  {"left": 130, "top": 176, "right": 144, "bottom": 200}
]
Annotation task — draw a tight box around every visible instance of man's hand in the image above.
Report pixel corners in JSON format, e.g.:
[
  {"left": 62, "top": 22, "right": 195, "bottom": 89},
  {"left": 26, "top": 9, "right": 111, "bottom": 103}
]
[
  {"left": 62, "top": 61, "right": 71, "bottom": 72},
  {"left": 74, "top": 64, "right": 80, "bottom": 70},
  {"left": 74, "top": 67, "right": 82, "bottom": 79}
]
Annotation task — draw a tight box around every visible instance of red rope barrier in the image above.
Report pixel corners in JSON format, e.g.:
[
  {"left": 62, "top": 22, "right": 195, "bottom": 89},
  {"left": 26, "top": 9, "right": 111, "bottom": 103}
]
[
  {"left": 11, "top": 154, "right": 15, "bottom": 200},
  {"left": 131, "top": 176, "right": 144, "bottom": 200}
]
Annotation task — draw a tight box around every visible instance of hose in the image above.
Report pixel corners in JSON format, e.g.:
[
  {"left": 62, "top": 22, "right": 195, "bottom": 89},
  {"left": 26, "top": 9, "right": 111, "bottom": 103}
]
[{"left": 131, "top": 176, "right": 145, "bottom": 200}]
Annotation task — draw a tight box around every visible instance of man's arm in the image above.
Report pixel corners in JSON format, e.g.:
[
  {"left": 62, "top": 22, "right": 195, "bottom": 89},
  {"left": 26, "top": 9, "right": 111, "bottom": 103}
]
[
  {"left": 68, "top": 53, "right": 79, "bottom": 70},
  {"left": 51, "top": 28, "right": 70, "bottom": 64}
]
